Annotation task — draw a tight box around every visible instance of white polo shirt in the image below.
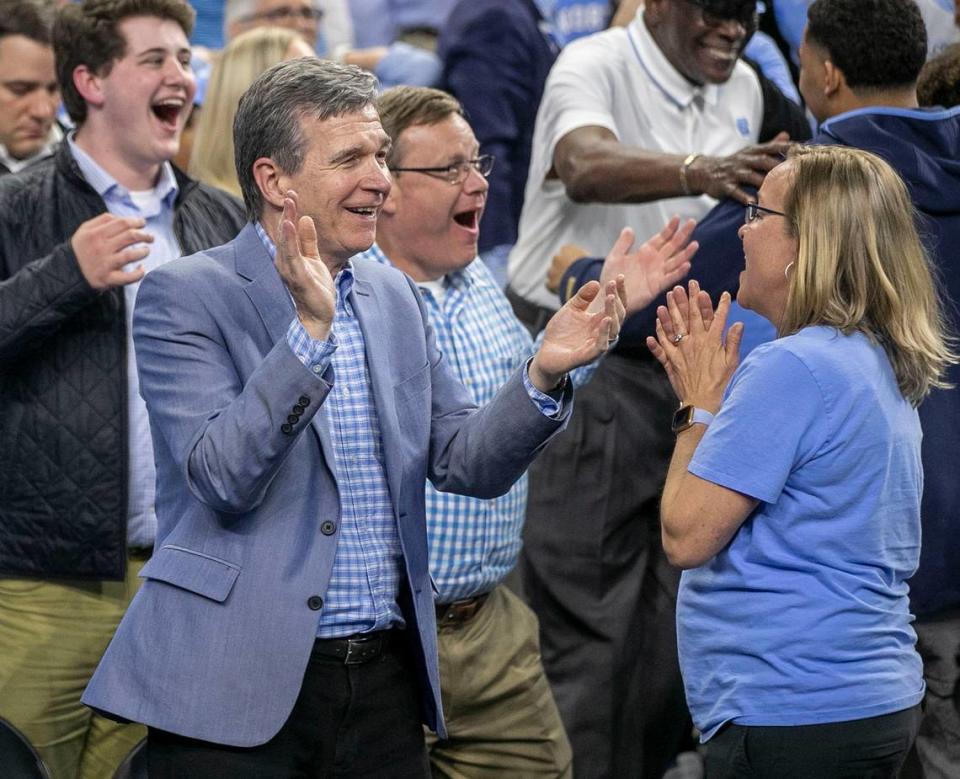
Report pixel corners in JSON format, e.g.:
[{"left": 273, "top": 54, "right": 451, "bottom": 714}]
[{"left": 507, "top": 10, "right": 764, "bottom": 310}]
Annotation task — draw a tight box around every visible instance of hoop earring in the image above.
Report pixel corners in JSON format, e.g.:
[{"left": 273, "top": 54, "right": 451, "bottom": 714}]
[{"left": 784, "top": 261, "right": 795, "bottom": 280}]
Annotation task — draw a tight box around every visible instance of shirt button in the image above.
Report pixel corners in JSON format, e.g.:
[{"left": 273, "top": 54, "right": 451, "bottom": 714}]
[
  {"left": 281, "top": 423, "right": 293, "bottom": 435},
  {"left": 320, "top": 521, "right": 337, "bottom": 536},
  {"left": 312, "top": 365, "right": 322, "bottom": 374},
  {"left": 298, "top": 395, "right": 311, "bottom": 406},
  {"left": 307, "top": 596, "right": 323, "bottom": 610}
]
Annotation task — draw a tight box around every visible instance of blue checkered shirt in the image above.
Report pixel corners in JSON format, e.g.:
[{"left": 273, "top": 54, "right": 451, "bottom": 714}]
[
  {"left": 360, "top": 244, "right": 590, "bottom": 602},
  {"left": 256, "top": 224, "right": 404, "bottom": 637}
]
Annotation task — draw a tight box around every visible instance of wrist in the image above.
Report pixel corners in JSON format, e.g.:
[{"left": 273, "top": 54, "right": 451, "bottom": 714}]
[
  {"left": 529, "top": 356, "right": 565, "bottom": 393},
  {"left": 679, "top": 153, "right": 701, "bottom": 196}
]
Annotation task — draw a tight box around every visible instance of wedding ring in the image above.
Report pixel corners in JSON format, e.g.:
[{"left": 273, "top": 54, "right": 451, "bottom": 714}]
[{"left": 672, "top": 333, "right": 685, "bottom": 344}]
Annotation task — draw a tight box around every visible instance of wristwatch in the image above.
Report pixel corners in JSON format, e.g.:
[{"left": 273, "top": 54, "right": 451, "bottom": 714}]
[{"left": 671, "top": 404, "right": 714, "bottom": 434}]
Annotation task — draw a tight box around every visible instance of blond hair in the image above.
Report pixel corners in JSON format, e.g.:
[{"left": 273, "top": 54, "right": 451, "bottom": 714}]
[
  {"left": 189, "top": 27, "right": 304, "bottom": 197},
  {"left": 778, "top": 145, "right": 955, "bottom": 405}
]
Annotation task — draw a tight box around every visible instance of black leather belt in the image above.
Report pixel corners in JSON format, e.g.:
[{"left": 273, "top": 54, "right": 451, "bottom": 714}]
[
  {"left": 435, "top": 593, "right": 490, "bottom": 627},
  {"left": 311, "top": 630, "right": 402, "bottom": 665}
]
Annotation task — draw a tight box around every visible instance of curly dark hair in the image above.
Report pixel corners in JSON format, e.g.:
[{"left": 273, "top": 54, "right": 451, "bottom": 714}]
[
  {"left": 806, "top": 0, "right": 927, "bottom": 91},
  {"left": 54, "top": 0, "right": 195, "bottom": 126},
  {"left": 918, "top": 44, "right": 960, "bottom": 108},
  {"left": 0, "top": 0, "right": 55, "bottom": 44}
]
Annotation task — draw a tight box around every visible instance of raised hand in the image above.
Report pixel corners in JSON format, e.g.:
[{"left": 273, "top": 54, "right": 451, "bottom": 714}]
[
  {"left": 599, "top": 218, "right": 698, "bottom": 315},
  {"left": 274, "top": 191, "right": 336, "bottom": 341},
  {"left": 529, "top": 277, "right": 627, "bottom": 392},
  {"left": 654, "top": 280, "right": 715, "bottom": 345},
  {"left": 71, "top": 213, "right": 154, "bottom": 290},
  {"left": 646, "top": 281, "right": 743, "bottom": 411},
  {"left": 687, "top": 132, "right": 791, "bottom": 205}
]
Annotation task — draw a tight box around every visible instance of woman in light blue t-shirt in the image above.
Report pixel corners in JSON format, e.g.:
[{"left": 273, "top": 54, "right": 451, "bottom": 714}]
[{"left": 647, "top": 145, "right": 956, "bottom": 778}]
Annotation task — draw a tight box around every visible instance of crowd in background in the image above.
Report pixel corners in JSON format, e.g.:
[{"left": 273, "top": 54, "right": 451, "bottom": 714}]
[{"left": 0, "top": 0, "right": 959, "bottom": 778}]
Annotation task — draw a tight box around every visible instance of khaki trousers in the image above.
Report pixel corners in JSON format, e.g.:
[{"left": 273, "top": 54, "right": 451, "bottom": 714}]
[
  {"left": 0, "top": 558, "right": 147, "bottom": 779},
  {"left": 426, "top": 584, "right": 572, "bottom": 778}
]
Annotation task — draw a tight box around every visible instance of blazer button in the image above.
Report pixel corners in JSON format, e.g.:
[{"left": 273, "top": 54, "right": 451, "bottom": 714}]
[
  {"left": 298, "top": 395, "right": 311, "bottom": 406},
  {"left": 287, "top": 414, "right": 299, "bottom": 424},
  {"left": 292, "top": 404, "right": 305, "bottom": 415},
  {"left": 307, "top": 595, "right": 323, "bottom": 611},
  {"left": 320, "top": 521, "right": 337, "bottom": 536},
  {"left": 281, "top": 423, "right": 293, "bottom": 435}
]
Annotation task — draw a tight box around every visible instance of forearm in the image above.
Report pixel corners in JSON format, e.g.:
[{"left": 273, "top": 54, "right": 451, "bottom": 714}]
[
  {"left": 0, "top": 245, "right": 97, "bottom": 360},
  {"left": 558, "top": 139, "right": 695, "bottom": 204}
]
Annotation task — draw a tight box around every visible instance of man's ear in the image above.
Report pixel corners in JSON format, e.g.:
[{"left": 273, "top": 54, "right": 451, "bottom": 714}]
[
  {"left": 72, "top": 64, "right": 105, "bottom": 109},
  {"left": 252, "top": 156, "right": 287, "bottom": 212},
  {"left": 822, "top": 59, "right": 844, "bottom": 99}
]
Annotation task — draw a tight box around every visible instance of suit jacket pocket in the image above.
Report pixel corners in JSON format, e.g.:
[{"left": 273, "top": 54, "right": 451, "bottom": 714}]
[{"left": 140, "top": 544, "right": 240, "bottom": 603}]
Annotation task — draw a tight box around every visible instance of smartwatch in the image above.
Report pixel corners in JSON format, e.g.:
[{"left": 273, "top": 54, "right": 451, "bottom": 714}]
[{"left": 671, "top": 405, "right": 714, "bottom": 434}]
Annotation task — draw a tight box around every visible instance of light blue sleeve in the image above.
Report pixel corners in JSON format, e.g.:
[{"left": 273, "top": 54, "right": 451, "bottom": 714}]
[
  {"left": 689, "top": 345, "right": 827, "bottom": 504},
  {"left": 374, "top": 42, "right": 442, "bottom": 88},
  {"left": 743, "top": 31, "right": 802, "bottom": 105}
]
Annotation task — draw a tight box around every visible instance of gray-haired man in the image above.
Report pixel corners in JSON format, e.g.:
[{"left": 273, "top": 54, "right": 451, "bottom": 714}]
[{"left": 83, "top": 57, "right": 626, "bottom": 775}]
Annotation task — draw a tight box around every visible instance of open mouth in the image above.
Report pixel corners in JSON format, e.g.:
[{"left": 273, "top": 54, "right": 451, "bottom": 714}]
[
  {"left": 453, "top": 208, "right": 480, "bottom": 231},
  {"left": 151, "top": 99, "right": 185, "bottom": 129},
  {"left": 346, "top": 206, "right": 378, "bottom": 218}
]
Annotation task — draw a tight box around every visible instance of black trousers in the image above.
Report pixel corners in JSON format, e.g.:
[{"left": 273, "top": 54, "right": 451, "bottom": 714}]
[
  {"left": 520, "top": 353, "right": 693, "bottom": 779},
  {"left": 146, "top": 631, "right": 429, "bottom": 778},
  {"left": 705, "top": 705, "right": 922, "bottom": 779}
]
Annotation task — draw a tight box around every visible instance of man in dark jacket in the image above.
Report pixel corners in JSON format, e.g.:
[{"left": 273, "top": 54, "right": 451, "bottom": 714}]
[
  {"left": 0, "top": 0, "right": 61, "bottom": 176},
  {"left": 558, "top": 2, "right": 960, "bottom": 774},
  {"left": 0, "top": 1, "right": 245, "bottom": 776}
]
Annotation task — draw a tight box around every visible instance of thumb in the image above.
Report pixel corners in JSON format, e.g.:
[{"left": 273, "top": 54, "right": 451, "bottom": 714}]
[
  {"left": 570, "top": 280, "right": 601, "bottom": 310},
  {"left": 606, "top": 227, "right": 635, "bottom": 261},
  {"left": 725, "top": 321, "right": 744, "bottom": 363}
]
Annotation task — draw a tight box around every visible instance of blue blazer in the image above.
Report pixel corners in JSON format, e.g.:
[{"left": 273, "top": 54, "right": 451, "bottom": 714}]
[{"left": 82, "top": 224, "right": 570, "bottom": 746}]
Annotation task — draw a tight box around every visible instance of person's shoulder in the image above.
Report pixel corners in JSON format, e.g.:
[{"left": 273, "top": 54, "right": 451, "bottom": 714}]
[
  {"left": 0, "top": 156, "right": 57, "bottom": 211},
  {"left": 719, "top": 59, "right": 763, "bottom": 102}
]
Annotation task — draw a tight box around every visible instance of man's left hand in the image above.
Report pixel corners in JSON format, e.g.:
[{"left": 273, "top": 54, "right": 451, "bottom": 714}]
[{"left": 529, "top": 277, "right": 627, "bottom": 392}]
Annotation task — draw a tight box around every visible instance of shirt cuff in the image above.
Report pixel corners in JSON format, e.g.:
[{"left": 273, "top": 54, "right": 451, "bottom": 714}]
[
  {"left": 286, "top": 318, "right": 337, "bottom": 377},
  {"left": 522, "top": 357, "right": 567, "bottom": 419}
]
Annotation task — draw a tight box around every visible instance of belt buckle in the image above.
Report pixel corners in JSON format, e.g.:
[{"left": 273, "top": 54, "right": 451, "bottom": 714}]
[{"left": 344, "top": 635, "right": 379, "bottom": 665}]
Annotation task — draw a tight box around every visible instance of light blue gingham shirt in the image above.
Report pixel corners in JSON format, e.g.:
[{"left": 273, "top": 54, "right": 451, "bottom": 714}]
[
  {"left": 256, "top": 224, "right": 404, "bottom": 637},
  {"left": 360, "top": 244, "right": 592, "bottom": 602},
  {"left": 68, "top": 134, "right": 180, "bottom": 550}
]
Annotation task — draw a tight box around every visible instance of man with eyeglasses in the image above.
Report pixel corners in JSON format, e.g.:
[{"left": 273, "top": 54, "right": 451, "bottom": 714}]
[
  {"left": 355, "top": 84, "right": 695, "bottom": 778},
  {"left": 504, "top": 1, "right": 810, "bottom": 776}
]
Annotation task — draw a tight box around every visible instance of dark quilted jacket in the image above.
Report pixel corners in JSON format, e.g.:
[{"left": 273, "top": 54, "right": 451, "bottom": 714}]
[{"left": 0, "top": 142, "right": 247, "bottom": 580}]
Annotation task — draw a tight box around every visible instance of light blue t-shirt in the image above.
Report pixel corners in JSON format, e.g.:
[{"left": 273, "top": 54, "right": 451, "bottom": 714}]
[{"left": 682, "top": 326, "right": 925, "bottom": 741}]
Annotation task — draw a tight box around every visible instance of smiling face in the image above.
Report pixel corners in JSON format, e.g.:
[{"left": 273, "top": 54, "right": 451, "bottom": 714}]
[
  {"left": 376, "top": 114, "right": 488, "bottom": 282},
  {"left": 276, "top": 104, "right": 392, "bottom": 265},
  {"left": 0, "top": 34, "right": 59, "bottom": 161},
  {"left": 646, "top": 0, "right": 755, "bottom": 85},
  {"left": 736, "top": 161, "right": 798, "bottom": 326},
  {"left": 77, "top": 16, "right": 195, "bottom": 187}
]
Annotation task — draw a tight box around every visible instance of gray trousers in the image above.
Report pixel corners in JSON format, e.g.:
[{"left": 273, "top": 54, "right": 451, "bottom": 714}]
[{"left": 520, "top": 353, "right": 692, "bottom": 779}]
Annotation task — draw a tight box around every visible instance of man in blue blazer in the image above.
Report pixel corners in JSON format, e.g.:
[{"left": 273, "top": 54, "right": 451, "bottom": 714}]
[{"left": 82, "top": 57, "right": 625, "bottom": 775}]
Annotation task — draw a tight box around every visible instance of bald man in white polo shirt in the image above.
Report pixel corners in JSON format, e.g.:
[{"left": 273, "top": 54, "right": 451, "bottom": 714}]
[{"left": 508, "top": 1, "right": 809, "bottom": 776}]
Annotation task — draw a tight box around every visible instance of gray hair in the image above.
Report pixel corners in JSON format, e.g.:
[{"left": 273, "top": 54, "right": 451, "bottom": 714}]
[{"left": 233, "top": 57, "right": 379, "bottom": 222}]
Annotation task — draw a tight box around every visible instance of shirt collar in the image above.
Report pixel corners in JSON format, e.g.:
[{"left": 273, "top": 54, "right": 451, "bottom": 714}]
[
  {"left": 363, "top": 242, "right": 475, "bottom": 295},
  {"left": 628, "top": 10, "right": 720, "bottom": 110},
  {"left": 67, "top": 132, "right": 178, "bottom": 208},
  {"left": 0, "top": 123, "right": 63, "bottom": 174}
]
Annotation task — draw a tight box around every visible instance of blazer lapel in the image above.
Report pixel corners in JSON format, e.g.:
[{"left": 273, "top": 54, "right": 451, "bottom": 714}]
[
  {"left": 234, "top": 224, "right": 337, "bottom": 469},
  {"left": 351, "top": 268, "right": 403, "bottom": 514}
]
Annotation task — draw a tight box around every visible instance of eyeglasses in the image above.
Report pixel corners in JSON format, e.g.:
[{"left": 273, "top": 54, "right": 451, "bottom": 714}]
[
  {"left": 239, "top": 4, "right": 323, "bottom": 24},
  {"left": 389, "top": 155, "right": 495, "bottom": 185},
  {"left": 684, "top": 0, "right": 759, "bottom": 30},
  {"left": 745, "top": 202, "right": 787, "bottom": 223}
]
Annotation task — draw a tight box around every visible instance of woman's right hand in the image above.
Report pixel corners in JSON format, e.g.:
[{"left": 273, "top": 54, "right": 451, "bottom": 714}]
[{"left": 646, "top": 280, "right": 743, "bottom": 412}]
